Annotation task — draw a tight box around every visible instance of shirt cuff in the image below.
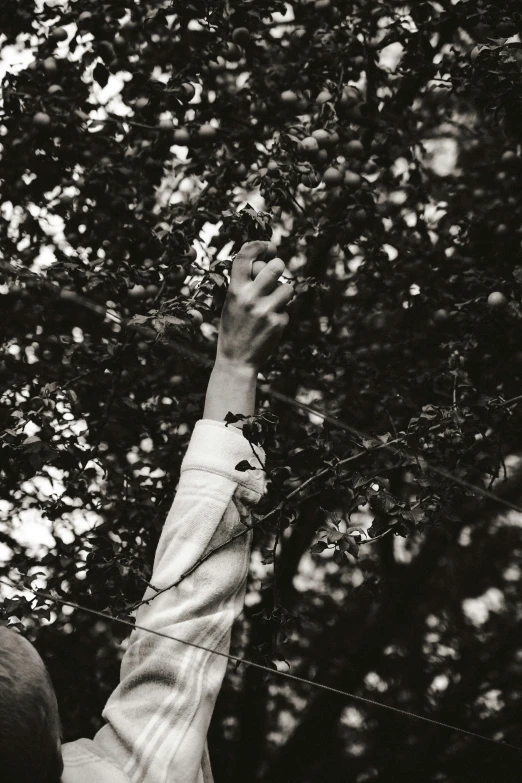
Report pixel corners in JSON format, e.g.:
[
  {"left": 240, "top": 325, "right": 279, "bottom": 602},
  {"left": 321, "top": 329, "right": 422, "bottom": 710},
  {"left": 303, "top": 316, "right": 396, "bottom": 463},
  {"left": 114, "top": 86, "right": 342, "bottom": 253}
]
[{"left": 180, "top": 418, "right": 267, "bottom": 496}]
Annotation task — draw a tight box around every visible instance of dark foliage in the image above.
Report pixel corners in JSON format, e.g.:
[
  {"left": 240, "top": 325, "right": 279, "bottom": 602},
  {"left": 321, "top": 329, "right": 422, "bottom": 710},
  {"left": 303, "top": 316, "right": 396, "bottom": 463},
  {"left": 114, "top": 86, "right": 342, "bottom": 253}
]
[{"left": 1, "top": 1, "right": 522, "bottom": 781}]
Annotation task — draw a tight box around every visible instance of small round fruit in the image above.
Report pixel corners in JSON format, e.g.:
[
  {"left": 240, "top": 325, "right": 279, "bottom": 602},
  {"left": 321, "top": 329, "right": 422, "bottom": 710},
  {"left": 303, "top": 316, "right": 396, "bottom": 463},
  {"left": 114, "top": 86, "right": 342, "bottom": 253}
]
[
  {"left": 224, "top": 42, "right": 242, "bottom": 61},
  {"left": 433, "top": 308, "right": 449, "bottom": 323},
  {"left": 311, "top": 129, "right": 330, "bottom": 146},
  {"left": 280, "top": 90, "right": 298, "bottom": 106},
  {"left": 169, "top": 374, "right": 184, "bottom": 388},
  {"left": 300, "top": 136, "right": 319, "bottom": 152},
  {"left": 251, "top": 100, "right": 267, "bottom": 117},
  {"left": 264, "top": 241, "right": 277, "bottom": 260},
  {"left": 99, "top": 40, "right": 115, "bottom": 60},
  {"left": 129, "top": 284, "right": 146, "bottom": 299},
  {"left": 323, "top": 167, "right": 343, "bottom": 187},
  {"left": 316, "top": 90, "right": 333, "bottom": 105},
  {"left": 302, "top": 172, "right": 321, "bottom": 188},
  {"left": 47, "top": 84, "right": 63, "bottom": 95},
  {"left": 33, "top": 112, "right": 52, "bottom": 128},
  {"left": 487, "top": 291, "right": 507, "bottom": 308},
  {"left": 135, "top": 97, "right": 149, "bottom": 110},
  {"left": 497, "top": 21, "right": 516, "bottom": 37},
  {"left": 496, "top": 223, "right": 508, "bottom": 236},
  {"left": 113, "top": 34, "right": 127, "bottom": 50},
  {"left": 339, "top": 87, "right": 359, "bottom": 106},
  {"left": 344, "top": 139, "right": 364, "bottom": 157},
  {"left": 232, "top": 27, "right": 252, "bottom": 46},
  {"left": 180, "top": 82, "right": 196, "bottom": 101},
  {"left": 78, "top": 11, "right": 93, "bottom": 26},
  {"left": 352, "top": 207, "right": 368, "bottom": 225},
  {"left": 323, "top": 130, "right": 340, "bottom": 147},
  {"left": 198, "top": 124, "right": 217, "bottom": 141},
  {"left": 173, "top": 127, "right": 191, "bottom": 145},
  {"left": 145, "top": 284, "right": 159, "bottom": 297},
  {"left": 51, "top": 27, "right": 68, "bottom": 42},
  {"left": 501, "top": 150, "right": 518, "bottom": 165},
  {"left": 344, "top": 170, "right": 361, "bottom": 187},
  {"left": 43, "top": 57, "right": 58, "bottom": 74},
  {"left": 159, "top": 117, "right": 174, "bottom": 130},
  {"left": 187, "top": 308, "right": 203, "bottom": 326},
  {"left": 186, "top": 247, "right": 197, "bottom": 261}
]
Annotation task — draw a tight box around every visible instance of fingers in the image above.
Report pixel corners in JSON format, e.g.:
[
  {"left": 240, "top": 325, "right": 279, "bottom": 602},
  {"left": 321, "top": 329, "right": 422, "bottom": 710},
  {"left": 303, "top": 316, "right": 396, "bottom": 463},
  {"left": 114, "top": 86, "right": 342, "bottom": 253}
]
[
  {"left": 264, "top": 281, "right": 294, "bottom": 312},
  {"left": 252, "top": 257, "right": 286, "bottom": 295},
  {"left": 229, "top": 241, "right": 269, "bottom": 288},
  {"left": 251, "top": 259, "right": 267, "bottom": 280}
]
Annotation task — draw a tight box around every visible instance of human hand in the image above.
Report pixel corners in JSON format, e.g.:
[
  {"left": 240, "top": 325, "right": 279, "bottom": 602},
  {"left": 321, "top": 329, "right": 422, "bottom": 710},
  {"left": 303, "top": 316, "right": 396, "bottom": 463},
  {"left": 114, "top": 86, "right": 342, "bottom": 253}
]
[{"left": 215, "top": 240, "right": 294, "bottom": 370}]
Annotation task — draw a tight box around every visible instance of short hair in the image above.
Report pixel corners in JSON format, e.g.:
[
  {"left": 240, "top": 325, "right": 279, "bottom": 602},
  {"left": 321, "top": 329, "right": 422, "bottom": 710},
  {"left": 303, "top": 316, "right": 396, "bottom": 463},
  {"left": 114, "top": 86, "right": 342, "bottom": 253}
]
[{"left": 0, "top": 626, "right": 63, "bottom": 783}]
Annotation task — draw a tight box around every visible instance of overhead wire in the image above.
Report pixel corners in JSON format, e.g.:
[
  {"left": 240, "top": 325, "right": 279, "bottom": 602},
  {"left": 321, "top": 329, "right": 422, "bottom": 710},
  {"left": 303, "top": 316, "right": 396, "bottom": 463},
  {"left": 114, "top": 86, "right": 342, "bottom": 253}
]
[
  {"left": 260, "top": 385, "right": 522, "bottom": 516},
  {"left": 1, "top": 575, "right": 521, "bottom": 755},
  {"left": 2, "top": 259, "right": 522, "bottom": 518},
  {"left": 3, "top": 260, "right": 522, "bottom": 754}
]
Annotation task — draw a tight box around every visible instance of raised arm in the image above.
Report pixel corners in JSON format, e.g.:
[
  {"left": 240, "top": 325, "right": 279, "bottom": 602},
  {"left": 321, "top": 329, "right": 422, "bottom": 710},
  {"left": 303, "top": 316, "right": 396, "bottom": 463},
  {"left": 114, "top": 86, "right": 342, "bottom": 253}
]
[{"left": 86, "top": 241, "right": 293, "bottom": 783}]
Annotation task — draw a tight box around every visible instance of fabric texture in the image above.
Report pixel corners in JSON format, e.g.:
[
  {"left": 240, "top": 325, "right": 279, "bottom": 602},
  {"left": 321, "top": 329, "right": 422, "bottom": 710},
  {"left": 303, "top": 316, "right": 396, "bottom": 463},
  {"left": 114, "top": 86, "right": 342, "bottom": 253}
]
[{"left": 61, "top": 419, "right": 267, "bottom": 783}]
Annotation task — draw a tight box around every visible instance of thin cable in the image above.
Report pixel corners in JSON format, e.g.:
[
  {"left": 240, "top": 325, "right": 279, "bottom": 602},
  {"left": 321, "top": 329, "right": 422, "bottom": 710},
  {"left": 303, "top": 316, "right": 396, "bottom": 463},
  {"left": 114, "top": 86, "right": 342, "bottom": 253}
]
[
  {"left": 3, "top": 260, "right": 522, "bottom": 516},
  {"left": 261, "top": 385, "right": 522, "bottom": 517},
  {"left": 0, "top": 576, "right": 520, "bottom": 754}
]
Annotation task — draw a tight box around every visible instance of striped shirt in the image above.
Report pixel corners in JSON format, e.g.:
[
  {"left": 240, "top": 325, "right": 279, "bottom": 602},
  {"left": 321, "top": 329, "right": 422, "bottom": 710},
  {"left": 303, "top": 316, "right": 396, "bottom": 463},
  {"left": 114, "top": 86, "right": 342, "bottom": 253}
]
[{"left": 61, "top": 418, "right": 267, "bottom": 783}]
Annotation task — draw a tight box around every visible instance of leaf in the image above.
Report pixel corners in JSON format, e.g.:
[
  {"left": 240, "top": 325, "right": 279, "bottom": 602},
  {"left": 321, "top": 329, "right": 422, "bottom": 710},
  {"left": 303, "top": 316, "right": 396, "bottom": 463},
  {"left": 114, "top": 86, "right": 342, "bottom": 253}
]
[
  {"left": 23, "top": 435, "right": 43, "bottom": 453},
  {"left": 399, "top": 508, "right": 425, "bottom": 523},
  {"left": 129, "top": 315, "right": 151, "bottom": 327},
  {"left": 235, "top": 460, "right": 255, "bottom": 472},
  {"left": 310, "top": 541, "right": 328, "bottom": 554},
  {"left": 419, "top": 405, "right": 439, "bottom": 420},
  {"left": 209, "top": 272, "right": 225, "bottom": 286},
  {"left": 225, "top": 412, "right": 247, "bottom": 424},
  {"left": 362, "top": 437, "right": 380, "bottom": 449},
  {"left": 93, "top": 63, "right": 110, "bottom": 88},
  {"left": 344, "top": 536, "right": 360, "bottom": 559},
  {"left": 369, "top": 492, "right": 398, "bottom": 514},
  {"left": 352, "top": 473, "right": 371, "bottom": 489},
  {"left": 368, "top": 516, "right": 391, "bottom": 537},
  {"left": 243, "top": 420, "right": 263, "bottom": 446},
  {"left": 327, "top": 530, "right": 345, "bottom": 544},
  {"left": 333, "top": 549, "right": 346, "bottom": 565}
]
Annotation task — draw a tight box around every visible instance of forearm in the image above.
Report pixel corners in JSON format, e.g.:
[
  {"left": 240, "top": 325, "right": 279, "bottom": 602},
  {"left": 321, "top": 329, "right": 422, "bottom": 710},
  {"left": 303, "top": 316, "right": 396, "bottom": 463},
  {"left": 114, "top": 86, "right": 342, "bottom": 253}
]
[
  {"left": 203, "top": 357, "right": 258, "bottom": 430},
  {"left": 93, "top": 420, "right": 267, "bottom": 782}
]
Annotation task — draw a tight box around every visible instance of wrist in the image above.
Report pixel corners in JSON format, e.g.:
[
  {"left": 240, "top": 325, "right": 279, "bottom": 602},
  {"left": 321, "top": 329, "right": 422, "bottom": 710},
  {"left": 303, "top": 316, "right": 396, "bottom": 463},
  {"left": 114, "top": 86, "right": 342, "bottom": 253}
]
[
  {"left": 203, "top": 357, "right": 258, "bottom": 428},
  {"left": 213, "top": 354, "right": 258, "bottom": 378}
]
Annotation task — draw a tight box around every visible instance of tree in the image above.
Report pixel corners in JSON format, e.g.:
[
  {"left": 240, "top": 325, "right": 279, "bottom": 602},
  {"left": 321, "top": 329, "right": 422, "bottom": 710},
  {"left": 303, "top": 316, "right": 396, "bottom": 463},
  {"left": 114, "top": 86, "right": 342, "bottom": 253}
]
[{"left": 1, "top": 1, "right": 522, "bottom": 781}]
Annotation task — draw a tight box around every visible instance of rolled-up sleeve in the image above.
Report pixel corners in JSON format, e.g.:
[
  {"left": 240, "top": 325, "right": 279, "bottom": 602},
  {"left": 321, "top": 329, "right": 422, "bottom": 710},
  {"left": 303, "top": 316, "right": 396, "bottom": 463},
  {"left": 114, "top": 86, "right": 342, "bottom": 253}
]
[{"left": 92, "top": 419, "right": 267, "bottom": 783}]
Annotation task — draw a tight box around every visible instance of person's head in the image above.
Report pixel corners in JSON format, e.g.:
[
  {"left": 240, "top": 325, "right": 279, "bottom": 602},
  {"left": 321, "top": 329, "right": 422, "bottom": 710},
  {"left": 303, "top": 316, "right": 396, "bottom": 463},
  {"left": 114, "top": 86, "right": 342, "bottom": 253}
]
[{"left": 0, "top": 626, "right": 63, "bottom": 783}]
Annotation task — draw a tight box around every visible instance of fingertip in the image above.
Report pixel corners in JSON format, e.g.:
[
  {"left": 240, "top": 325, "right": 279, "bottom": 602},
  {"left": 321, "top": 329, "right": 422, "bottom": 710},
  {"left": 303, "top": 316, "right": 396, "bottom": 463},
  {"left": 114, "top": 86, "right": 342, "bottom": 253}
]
[
  {"left": 268, "top": 257, "right": 286, "bottom": 271},
  {"left": 237, "top": 240, "right": 268, "bottom": 258}
]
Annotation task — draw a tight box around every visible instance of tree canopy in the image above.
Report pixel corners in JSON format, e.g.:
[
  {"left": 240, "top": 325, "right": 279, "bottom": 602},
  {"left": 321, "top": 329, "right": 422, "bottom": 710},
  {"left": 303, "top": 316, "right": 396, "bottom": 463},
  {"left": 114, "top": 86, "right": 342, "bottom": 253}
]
[{"left": 1, "top": 1, "right": 522, "bottom": 781}]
